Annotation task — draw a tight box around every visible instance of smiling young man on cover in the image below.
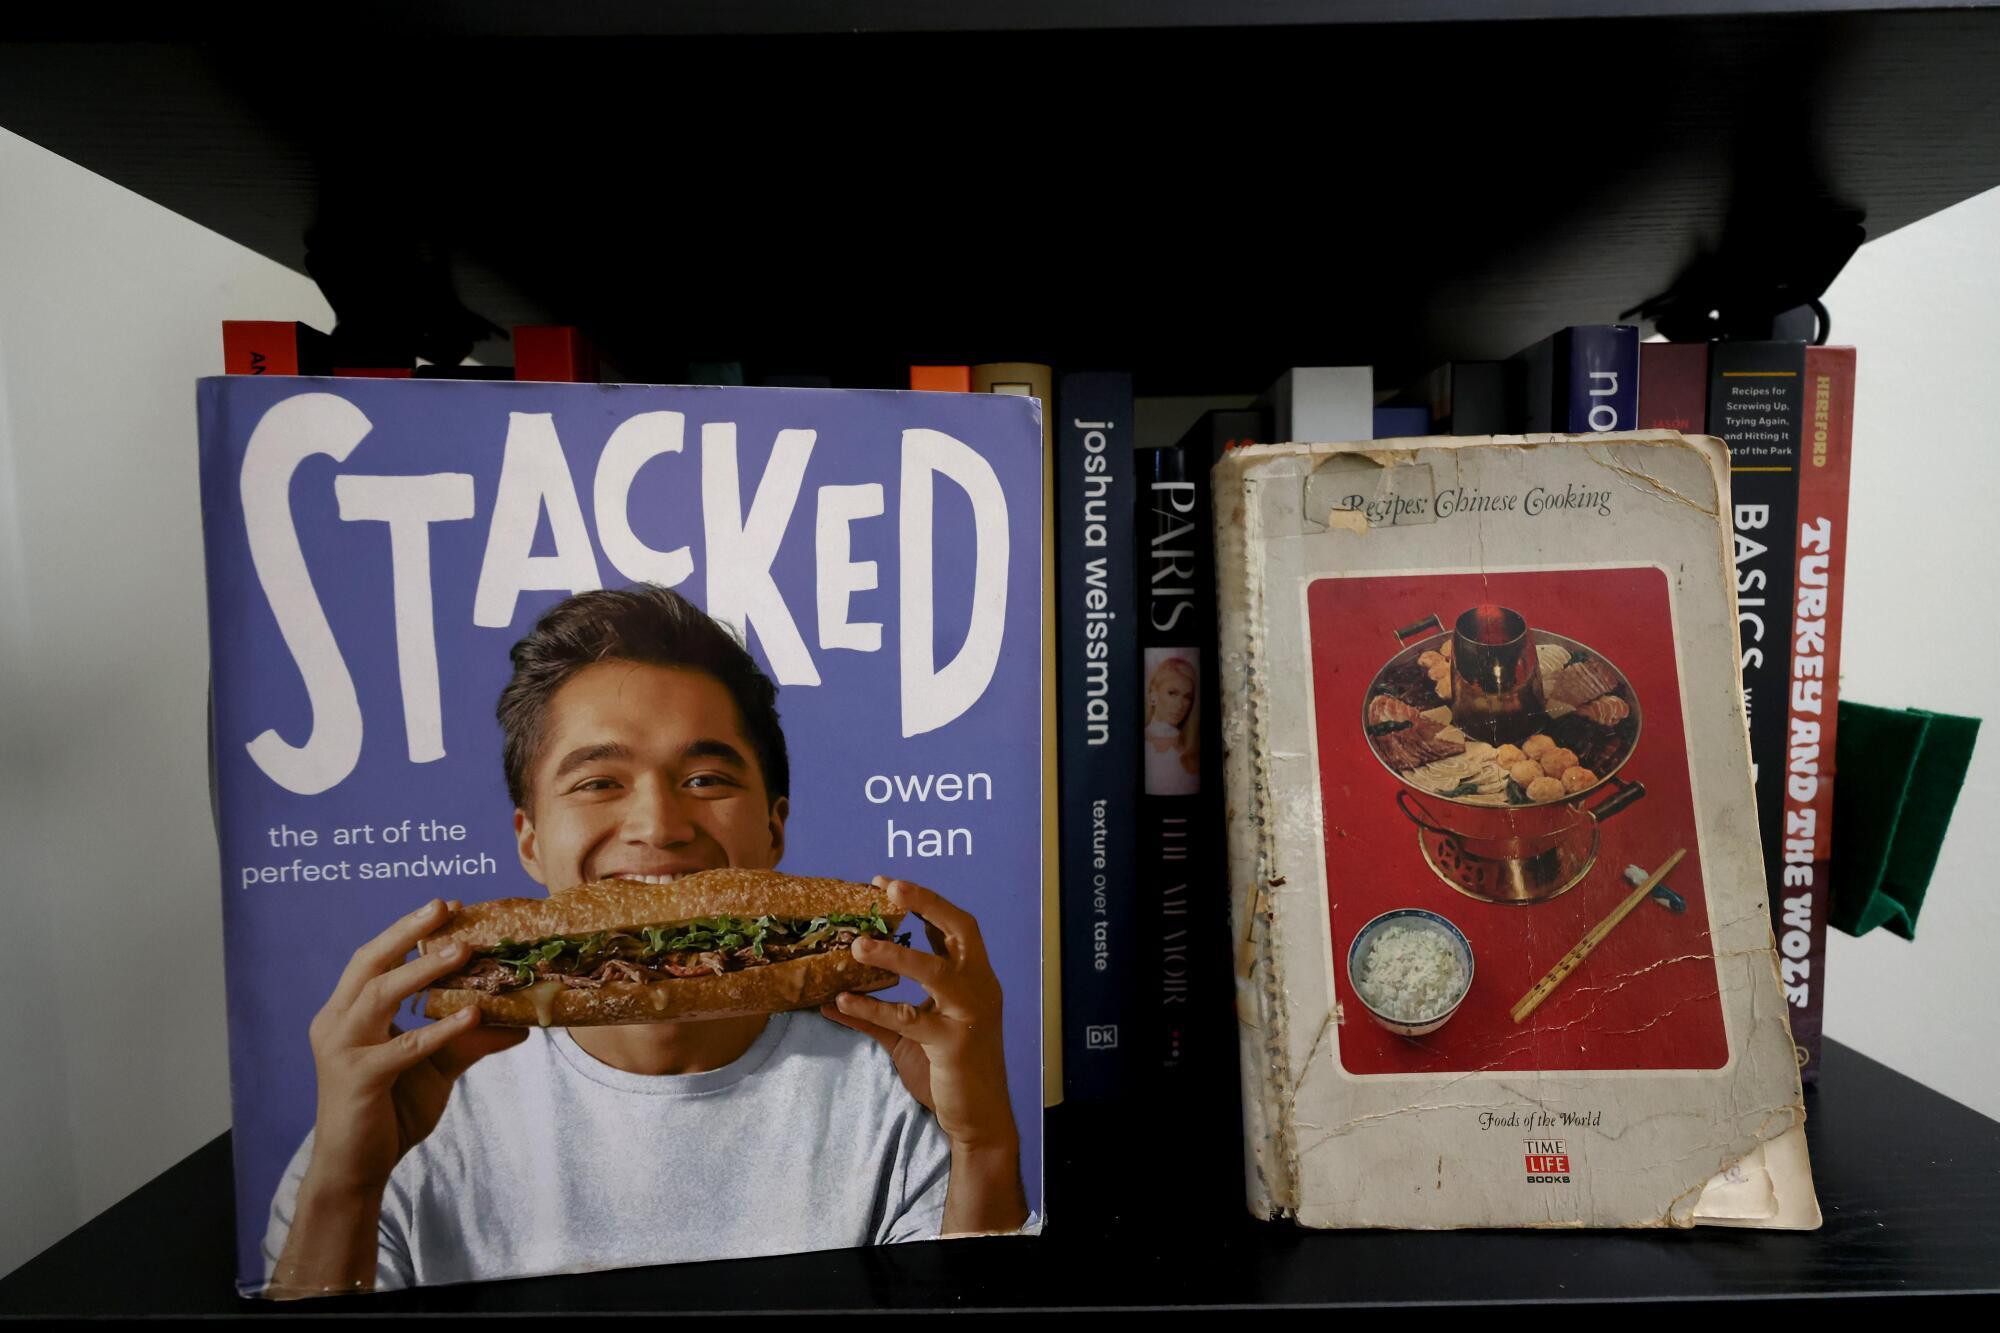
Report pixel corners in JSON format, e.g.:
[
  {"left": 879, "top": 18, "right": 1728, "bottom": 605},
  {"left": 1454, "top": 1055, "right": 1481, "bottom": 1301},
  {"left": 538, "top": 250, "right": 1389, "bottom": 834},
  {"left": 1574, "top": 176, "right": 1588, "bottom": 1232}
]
[{"left": 262, "top": 585, "right": 1030, "bottom": 1297}]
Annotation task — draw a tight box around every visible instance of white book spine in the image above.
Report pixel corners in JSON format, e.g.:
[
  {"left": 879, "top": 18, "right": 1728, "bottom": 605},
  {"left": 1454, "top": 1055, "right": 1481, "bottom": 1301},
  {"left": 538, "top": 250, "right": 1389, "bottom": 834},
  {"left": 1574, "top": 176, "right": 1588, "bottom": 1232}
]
[{"left": 1273, "top": 367, "right": 1373, "bottom": 445}]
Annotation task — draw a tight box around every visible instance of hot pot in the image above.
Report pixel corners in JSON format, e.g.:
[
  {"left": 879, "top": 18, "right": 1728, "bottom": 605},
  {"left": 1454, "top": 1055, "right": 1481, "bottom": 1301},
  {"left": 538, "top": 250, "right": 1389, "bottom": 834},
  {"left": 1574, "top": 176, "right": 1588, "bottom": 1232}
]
[{"left": 1362, "top": 608, "right": 1648, "bottom": 904}]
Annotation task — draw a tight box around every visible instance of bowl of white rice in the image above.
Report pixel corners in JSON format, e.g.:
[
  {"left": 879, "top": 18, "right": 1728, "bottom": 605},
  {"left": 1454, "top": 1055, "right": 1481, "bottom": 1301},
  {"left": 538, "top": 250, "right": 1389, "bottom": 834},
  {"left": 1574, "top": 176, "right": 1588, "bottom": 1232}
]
[{"left": 1347, "top": 909, "right": 1475, "bottom": 1037}]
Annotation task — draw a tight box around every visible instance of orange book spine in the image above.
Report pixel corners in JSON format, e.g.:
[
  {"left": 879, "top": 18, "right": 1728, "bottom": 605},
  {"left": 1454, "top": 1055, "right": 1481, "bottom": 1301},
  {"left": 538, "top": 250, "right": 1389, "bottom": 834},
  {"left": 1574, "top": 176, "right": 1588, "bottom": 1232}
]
[{"left": 909, "top": 365, "right": 972, "bottom": 393}]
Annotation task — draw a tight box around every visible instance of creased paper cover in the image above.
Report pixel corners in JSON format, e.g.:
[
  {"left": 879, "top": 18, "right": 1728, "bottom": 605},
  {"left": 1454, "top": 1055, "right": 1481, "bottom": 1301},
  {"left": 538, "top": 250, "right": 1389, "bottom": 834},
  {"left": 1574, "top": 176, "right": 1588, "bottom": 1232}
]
[{"left": 1215, "top": 433, "right": 1816, "bottom": 1229}]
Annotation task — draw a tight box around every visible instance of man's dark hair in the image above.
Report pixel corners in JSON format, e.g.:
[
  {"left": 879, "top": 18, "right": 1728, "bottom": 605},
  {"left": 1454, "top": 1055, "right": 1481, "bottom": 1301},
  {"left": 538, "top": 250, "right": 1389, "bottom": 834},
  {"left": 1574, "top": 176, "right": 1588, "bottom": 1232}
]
[{"left": 497, "top": 585, "right": 789, "bottom": 810}]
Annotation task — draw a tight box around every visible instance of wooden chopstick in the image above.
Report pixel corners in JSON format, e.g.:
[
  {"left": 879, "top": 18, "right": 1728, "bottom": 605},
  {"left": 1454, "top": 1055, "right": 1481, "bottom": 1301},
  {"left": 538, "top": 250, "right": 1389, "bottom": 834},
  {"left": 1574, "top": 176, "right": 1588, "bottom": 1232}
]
[{"left": 1509, "top": 848, "right": 1688, "bottom": 1025}]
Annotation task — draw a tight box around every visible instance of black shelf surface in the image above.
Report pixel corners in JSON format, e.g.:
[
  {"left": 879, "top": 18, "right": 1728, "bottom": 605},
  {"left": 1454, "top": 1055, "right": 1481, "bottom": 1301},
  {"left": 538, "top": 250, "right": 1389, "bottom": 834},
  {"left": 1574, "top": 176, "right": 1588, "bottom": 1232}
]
[
  {"left": 3, "top": 7, "right": 2000, "bottom": 391},
  {"left": 4, "top": 3, "right": 1990, "bottom": 38},
  {"left": 2, "top": 1038, "right": 1997, "bottom": 1313}
]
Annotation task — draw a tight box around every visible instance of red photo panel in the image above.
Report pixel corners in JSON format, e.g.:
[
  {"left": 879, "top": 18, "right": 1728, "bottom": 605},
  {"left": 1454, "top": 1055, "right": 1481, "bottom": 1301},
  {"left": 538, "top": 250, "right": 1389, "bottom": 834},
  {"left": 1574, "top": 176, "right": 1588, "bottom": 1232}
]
[{"left": 1307, "top": 565, "right": 1729, "bottom": 1075}]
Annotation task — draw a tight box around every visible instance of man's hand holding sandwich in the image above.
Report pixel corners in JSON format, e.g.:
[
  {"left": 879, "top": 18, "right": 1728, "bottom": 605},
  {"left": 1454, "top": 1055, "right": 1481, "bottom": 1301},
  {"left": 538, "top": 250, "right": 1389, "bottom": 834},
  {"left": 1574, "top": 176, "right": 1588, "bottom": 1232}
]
[{"left": 823, "top": 875, "right": 1027, "bottom": 1234}]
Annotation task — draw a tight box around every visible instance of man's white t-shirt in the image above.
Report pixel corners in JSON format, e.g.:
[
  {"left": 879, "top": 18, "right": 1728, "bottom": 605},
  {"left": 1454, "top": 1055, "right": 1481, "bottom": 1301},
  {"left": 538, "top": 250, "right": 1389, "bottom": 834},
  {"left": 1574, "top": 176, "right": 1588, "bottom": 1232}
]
[{"left": 261, "top": 1011, "right": 953, "bottom": 1292}]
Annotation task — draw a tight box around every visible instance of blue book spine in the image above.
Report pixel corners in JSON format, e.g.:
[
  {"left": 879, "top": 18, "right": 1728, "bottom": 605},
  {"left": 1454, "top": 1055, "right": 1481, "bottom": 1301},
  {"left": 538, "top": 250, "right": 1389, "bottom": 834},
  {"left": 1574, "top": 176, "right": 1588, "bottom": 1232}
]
[
  {"left": 1057, "top": 372, "right": 1139, "bottom": 1100},
  {"left": 1562, "top": 324, "right": 1640, "bottom": 432}
]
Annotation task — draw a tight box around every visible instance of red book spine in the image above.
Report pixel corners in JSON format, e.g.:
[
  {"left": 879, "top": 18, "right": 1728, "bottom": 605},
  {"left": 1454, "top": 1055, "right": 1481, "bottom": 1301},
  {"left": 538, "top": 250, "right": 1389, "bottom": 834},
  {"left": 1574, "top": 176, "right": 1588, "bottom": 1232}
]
[
  {"left": 223, "top": 321, "right": 330, "bottom": 376},
  {"left": 514, "top": 326, "right": 598, "bottom": 382},
  {"left": 1779, "top": 345, "right": 1855, "bottom": 1084},
  {"left": 1637, "top": 341, "right": 1708, "bottom": 431}
]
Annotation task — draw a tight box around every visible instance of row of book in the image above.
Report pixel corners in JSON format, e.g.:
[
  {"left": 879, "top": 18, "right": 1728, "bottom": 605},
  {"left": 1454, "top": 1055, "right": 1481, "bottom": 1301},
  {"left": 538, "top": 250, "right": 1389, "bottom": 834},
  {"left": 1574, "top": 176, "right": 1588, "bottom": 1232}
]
[
  {"left": 195, "top": 358, "right": 1828, "bottom": 1274},
  {"left": 222, "top": 320, "right": 597, "bottom": 382},
  {"left": 218, "top": 320, "right": 1857, "bottom": 1099},
  {"left": 1004, "top": 333, "right": 1857, "bottom": 1099}
]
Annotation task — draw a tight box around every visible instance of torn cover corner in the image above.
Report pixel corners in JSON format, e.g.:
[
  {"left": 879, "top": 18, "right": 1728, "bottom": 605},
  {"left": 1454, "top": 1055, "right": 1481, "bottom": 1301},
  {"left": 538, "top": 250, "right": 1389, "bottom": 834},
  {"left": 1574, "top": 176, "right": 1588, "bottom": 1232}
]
[{"left": 1694, "top": 1122, "right": 1821, "bottom": 1230}]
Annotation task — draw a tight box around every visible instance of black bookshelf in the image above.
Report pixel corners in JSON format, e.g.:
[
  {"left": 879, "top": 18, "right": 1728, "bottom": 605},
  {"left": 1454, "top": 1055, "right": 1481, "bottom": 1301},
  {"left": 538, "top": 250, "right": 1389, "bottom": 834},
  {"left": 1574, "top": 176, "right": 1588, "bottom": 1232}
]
[
  {"left": 2, "top": 1039, "right": 1995, "bottom": 1313},
  {"left": 3, "top": 5, "right": 1999, "bottom": 388},
  {"left": 1, "top": 2, "right": 1986, "bottom": 37},
  {"left": 3, "top": 11, "right": 1998, "bottom": 1312}
]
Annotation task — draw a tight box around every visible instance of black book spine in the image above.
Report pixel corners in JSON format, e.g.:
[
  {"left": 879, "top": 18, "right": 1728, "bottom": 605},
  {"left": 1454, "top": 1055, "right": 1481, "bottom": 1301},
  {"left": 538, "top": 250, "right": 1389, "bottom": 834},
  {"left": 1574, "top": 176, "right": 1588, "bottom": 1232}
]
[
  {"left": 1190, "top": 407, "right": 1270, "bottom": 475},
  {"left": 1438, "top": 361, "right": 1521, "bottom": 436},
  {"left": 1136, "top": 446, "right": 1220, "bottom": 1081},
  {"left": 1057, "top": 373, "right": 1140, "bottom": 1100},
  {"left": 1706, "top": 340, "right": 1809, "bottom": 949},
  {"left": 1518, "top": 335, "right": 1559, "bottom": 432}
]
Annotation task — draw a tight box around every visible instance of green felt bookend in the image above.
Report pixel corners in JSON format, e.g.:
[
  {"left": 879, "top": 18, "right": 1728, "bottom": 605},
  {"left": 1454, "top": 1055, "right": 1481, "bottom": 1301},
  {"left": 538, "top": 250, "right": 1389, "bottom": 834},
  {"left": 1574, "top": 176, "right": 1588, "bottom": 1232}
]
[{"left": 1829, "top": 702, "right": 1982, "bottom": 940}]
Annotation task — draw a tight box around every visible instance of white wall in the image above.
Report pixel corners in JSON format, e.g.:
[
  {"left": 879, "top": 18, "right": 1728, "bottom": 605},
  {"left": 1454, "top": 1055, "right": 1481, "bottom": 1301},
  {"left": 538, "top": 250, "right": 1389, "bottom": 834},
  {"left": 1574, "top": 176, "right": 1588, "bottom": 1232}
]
[
  {"left": 0, "top": 126, "right": 333, "bottom": 1279},
  {"left": 1, "top": 125, "right": 1995, "bottom": 1284},
  {"left": 1818, "top": 188, "right": 2000, "bottom": 1119}
]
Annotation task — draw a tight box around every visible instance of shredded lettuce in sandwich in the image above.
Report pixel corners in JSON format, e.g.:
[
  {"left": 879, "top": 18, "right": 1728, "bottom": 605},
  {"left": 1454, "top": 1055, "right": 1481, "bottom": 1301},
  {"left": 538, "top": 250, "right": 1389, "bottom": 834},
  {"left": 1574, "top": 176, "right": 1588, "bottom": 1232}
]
[{"left": 482, "top": 907, "right": 899, "bottom": 985}]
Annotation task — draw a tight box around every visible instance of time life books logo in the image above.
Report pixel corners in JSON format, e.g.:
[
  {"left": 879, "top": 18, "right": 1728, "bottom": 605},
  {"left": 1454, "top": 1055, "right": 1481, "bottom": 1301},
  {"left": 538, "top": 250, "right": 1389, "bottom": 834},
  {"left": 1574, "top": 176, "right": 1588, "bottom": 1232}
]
[{"left": 1524, "top": 1139, "right": 1572, "bottom": 1184}]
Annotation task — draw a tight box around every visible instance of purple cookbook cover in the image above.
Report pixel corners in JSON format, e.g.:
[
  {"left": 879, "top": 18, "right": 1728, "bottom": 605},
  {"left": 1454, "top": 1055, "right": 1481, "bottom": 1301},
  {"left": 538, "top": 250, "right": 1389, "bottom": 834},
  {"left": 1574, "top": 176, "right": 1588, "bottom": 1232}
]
[{"left": 196, "top": 378, "right": 1044, "bottom": 1295}]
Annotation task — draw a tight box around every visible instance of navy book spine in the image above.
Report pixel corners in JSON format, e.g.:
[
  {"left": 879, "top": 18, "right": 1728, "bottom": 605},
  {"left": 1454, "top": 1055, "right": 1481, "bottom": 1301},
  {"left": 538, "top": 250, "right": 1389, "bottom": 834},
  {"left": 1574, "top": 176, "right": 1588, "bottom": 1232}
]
[
  {"left": 1563, "top": 324, "right": 1640, "bottom": 432},
  {"left": 1372, "top": 405, "right": 1431, "bottom": 439},
  {"left": 1057, "top": 373, "right": 1140, "bottom": 1100}
]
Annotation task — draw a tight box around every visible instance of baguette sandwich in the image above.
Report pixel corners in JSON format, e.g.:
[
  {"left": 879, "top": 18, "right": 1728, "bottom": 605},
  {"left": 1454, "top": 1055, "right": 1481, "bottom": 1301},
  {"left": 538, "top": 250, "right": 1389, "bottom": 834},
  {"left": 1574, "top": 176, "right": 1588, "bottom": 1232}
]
[{"left": 421, "top": 869, "right": 907, "bottom": 1027}]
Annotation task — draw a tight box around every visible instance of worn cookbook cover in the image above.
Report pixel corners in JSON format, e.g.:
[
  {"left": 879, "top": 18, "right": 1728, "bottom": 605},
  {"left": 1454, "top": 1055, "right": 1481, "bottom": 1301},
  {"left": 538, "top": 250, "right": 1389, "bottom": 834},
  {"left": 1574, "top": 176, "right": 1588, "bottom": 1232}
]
[
  {"left": 196, "top": 377, "right": 1044, "bottom": 1296},
  {"left": 1216, "top": 431, "right": 1816, "bottom": 1230}
]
